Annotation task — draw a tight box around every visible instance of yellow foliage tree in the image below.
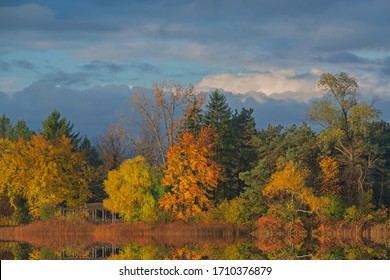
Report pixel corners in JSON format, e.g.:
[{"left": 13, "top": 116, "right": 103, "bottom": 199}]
[
  {"left": 0, "top": 138, "right": 24, "bottom": 211},
  {"left": 263, "top": 160, "right": 330, "bottom": 217},
  {"left": 103, "top": 156, "right": 157, "bottom": 223},
  {"left": 319, "top": 156, "right": 341, "bottom": 195},
  {"left": 0, "top": 135, "right": 92, "bottom": 219},
  {"left": 159, "top": 127, "right": 221, "bottom": 221}
]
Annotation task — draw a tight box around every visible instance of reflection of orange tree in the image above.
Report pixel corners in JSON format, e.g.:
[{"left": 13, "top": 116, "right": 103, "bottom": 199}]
[
  {"left": 254, "top": 214, "right": 306, "bottom": 255},
  {"left": 253, "top": 160, "right": 333, "bottom": 258},
  {"left": 310, "top": 221, "right": 390, "bottom": 260}
]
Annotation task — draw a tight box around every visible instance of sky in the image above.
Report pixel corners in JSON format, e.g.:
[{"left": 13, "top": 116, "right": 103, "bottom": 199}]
[{"left": 1, "top": 0, "right": 390, "bottom": 137}]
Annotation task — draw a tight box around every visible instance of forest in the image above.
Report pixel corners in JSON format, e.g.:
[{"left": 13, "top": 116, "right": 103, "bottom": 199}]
[{"left": 0, "top": 72, "right": 389, "bottom": 242}]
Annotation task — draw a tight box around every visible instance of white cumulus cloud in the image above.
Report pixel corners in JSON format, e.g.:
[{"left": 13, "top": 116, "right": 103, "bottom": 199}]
[{"left": 197, "top": 69, "right": 323, "bottom": 102}]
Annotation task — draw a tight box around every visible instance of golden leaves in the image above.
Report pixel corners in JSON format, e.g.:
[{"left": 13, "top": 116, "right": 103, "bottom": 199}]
[
  {"left": 103, "top": 156, "right": 157, "bottom": 223},
  {"left": 0, "top": 135, "right": 92, "bottom": 219},
  {"left": 159, "top": 127, "right": 221, "bottom": 221},
  {"left": 319, "top": 156, "right": 341, "bottom": 195},
  {"left": 263, "top": 160, "right": 330, "bottom": 216}
]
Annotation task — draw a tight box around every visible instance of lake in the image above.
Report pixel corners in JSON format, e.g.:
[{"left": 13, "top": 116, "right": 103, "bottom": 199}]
[{"left": 0, "top": 220, "right": 389, "bottom": 260}]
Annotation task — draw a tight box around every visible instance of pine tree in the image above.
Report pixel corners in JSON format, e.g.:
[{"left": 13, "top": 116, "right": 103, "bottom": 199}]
[
  {"left": 41, "top": 110, "right": 81, "bottom": 147},
  {"left": 204, "top": 90, "right": 231, "bottom": 129},
  {"left": 203, "top": 91, "right": 258, "bottom": 200},
  {"left": 10, "top": 120, "right": 34, "bottom": 141},
  {"left": 0, "top": 114, "right": 12, "bottom": 139}
]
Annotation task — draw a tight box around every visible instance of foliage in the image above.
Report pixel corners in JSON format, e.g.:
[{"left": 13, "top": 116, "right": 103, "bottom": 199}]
[
  {"left": 103, "top": 156, "right": 158, "bottom": 224},
  {"left": 319, "top": 156, "right": 341, "bottom": 195},
  {"left": 159, "top": 127, "right": 221, "bottom": 221},
  {"left": 0, "top": 135, "right": 92, "bottom": 219},
  {"left": 308, "top": 72, "right": 381, "bottom": 205},
  {"left": 201, "top": 197, "right": 245, "bottom": 225},
  {"left": 263, "top": 160, "right": 330, "bottom": 218}
]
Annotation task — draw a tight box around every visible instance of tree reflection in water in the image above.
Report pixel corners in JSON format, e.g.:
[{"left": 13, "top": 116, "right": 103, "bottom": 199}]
[{"left": 0, "top": 220, "right": 388, "bottom": 260}]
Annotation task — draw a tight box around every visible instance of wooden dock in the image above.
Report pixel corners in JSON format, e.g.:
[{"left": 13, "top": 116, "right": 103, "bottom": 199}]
[{"left": 60, "top": 203, "right": 118, "bottom": 223}]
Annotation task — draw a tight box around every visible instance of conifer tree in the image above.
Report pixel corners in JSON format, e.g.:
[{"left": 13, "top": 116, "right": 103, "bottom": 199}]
[
  {"left": 0, "top": 114, "right": 12, "bottom": 139},
  {"left": 10, "top": 120, "right": 34, "bottom": 141},
  {"left": 41, "top": 110, "right": 81, "bottom": 147}
]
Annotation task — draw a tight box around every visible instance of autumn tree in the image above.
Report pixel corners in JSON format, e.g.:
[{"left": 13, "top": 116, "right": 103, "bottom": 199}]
[
  {"left": 308, "top": 72, "right": 381, "bottom": 205},
  {"left": 239, "top": 123, "right": 320, "bottom": 225},
  {"left": 319, "top": 156, "right": 341, "bottom": 195},
  {"left": 263, "top": 160, "right": 330, "bottom": 221},
  {"left": 0, "top": 138, "right": 28, "bottom": 222},
  {"left": 128, "top": 81, "right": 201, "bottom": 168},
  {"left": 0, "top": 135, "right": 92, "bottom": 220},
  {"left": 103, "top": 156, "right": 158, "bottom": 223},
  {"left": 159, "top": 127, "right": 221, "bottom": 221}
]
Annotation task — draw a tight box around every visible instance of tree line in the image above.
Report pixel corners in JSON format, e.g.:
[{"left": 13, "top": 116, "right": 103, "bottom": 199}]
[{"left": 0, "top": 73, "right": 389, "bottom": 231}]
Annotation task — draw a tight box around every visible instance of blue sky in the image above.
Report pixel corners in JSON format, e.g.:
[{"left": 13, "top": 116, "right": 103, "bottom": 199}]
[{"left": 1, "top": 0, "right": 390, "bottom": 137}]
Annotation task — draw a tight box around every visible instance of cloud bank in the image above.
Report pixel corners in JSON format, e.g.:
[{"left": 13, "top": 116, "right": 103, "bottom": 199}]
[{"left": 2, "top": 81, "right": 390, "bottom": 139}]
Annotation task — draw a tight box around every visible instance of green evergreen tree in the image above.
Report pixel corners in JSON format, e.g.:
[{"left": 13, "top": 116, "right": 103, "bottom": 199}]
[
  {"left": 79, "top": 136, "right": 106, "bottom": 203},
  {"left": 10, "top": 120, "right": 34, "bottom": 141},
  {"left": 204, "top": 90, "right": 231, "bottom": 129},
  {"left": 79, "top": 136, "right": 102, "bottom": 167},
  {"left": 204, "top": 91, "right": 258, "bottom": 200},
  {"left": 0, "top": 114, "right": 12, "bottom": 139},
  {"left": 182, "top": 96, "right": 204, "bottom": 136},
  {"left": 41, "top": 110, "right": 81, "bottom": 147}
]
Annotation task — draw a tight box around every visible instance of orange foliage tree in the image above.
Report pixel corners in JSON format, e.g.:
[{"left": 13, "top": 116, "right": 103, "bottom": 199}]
[{"left": 159, "top": 127, "right": 221, "bottom": 221}]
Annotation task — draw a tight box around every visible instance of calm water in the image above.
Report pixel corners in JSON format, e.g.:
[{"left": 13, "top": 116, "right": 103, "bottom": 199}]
[{"left": 1, "top": 229, "right": 389, "bottom": 260}]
